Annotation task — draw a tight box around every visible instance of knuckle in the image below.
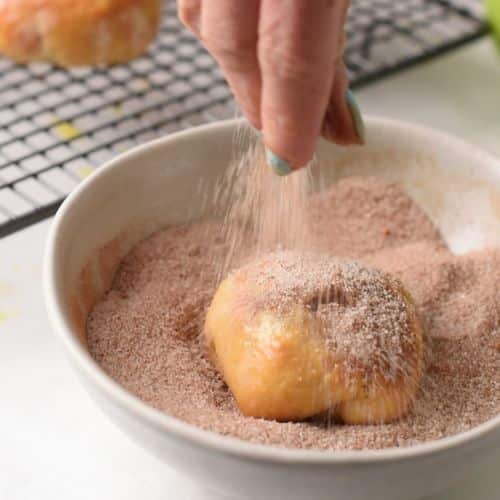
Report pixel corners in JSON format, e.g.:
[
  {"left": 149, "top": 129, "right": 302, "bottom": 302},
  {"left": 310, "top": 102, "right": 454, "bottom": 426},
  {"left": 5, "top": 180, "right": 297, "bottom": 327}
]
[{"left": 258, "top": 37, "right": 323, "bottom": 90}]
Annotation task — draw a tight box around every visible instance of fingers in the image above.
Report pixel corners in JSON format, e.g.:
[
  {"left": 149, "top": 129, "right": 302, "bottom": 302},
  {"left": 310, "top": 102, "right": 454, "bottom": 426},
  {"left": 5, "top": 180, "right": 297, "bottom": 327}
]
[
  {"left": 322, "top": 61, "right": 364, "bottom": 145},
  {"left": 178, "top": 0, "right": 364, "bottom": 175},
  {"left": 178, "top": 0, "right": 262, "bottom": 128},
  {"left": 200, "top": 0, "right": 262, "bottom": 129},
  {"left": 177, "top": 0, "right": 202, "bottom": 35},
  {"left": 258, "top": 0, "right": 344, "bottom": 172},
  {"left": 321, "top": 6, "right": 364, "bottom": 146}
]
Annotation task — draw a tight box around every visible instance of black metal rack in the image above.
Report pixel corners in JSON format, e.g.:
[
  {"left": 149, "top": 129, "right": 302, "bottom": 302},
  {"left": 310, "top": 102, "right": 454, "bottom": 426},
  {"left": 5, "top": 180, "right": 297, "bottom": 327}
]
[{"left": 0, "top": 0, "right": 488, "bottom": 238}]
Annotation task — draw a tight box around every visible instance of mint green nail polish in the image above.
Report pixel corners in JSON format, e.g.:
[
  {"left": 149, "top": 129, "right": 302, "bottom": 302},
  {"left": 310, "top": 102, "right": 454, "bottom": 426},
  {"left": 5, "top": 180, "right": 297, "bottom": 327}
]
[
  {"left": 346, "top": 89, "right": 365, "bottom": 143},
  {"left": 266, "top": 148, "right": 292, "bottom": 176}
]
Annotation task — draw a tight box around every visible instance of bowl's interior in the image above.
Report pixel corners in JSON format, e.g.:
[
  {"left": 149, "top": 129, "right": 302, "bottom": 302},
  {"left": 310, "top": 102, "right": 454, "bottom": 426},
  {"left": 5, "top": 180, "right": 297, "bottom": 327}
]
[{"left": 51, "top": 117, "right": 500, "bottom": 412}]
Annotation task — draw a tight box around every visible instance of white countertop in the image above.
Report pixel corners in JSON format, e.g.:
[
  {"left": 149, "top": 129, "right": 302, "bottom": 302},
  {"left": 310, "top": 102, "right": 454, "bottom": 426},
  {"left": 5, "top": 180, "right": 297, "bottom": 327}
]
[{"left": 1, "top": 39, "right": 500, "bottom": 500}]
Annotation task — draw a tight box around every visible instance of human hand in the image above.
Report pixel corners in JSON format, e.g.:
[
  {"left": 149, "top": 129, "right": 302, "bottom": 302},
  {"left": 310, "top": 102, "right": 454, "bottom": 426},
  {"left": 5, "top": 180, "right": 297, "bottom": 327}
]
[{"left": 178, "top": 0, "right": 364, "bottom": 175}]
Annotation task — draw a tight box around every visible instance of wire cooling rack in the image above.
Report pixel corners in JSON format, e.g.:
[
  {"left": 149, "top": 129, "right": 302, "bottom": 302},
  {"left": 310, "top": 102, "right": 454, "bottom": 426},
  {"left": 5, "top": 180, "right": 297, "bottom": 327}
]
[{"left": 0, "top": 0, "right": 488, "bottom": 238}]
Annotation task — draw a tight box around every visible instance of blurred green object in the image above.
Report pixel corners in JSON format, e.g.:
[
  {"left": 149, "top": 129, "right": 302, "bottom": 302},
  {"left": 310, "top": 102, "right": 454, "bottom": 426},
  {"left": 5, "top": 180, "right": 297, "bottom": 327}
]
[{"left": 486, "top": 0, "right": 500, "bottom": 46}]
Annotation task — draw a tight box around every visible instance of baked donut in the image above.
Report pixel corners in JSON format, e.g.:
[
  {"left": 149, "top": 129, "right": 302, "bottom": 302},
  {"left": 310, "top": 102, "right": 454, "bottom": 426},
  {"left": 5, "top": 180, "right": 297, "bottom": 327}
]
[
  {"left": 0, "top": 0, "right": 162, "bottom": 66},
  {"left": 205, "top": 251, "right": 424, "bottom": 424}
]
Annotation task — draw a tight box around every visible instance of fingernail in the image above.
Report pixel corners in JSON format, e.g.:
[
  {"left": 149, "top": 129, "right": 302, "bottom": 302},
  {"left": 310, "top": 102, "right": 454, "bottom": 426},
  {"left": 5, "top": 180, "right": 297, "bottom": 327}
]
[
  {"left": 346, "top": 89, "right": 365, "bottom": 143},
  {"left": 266, "top": 148, "right": 292, "bottom": 176}
]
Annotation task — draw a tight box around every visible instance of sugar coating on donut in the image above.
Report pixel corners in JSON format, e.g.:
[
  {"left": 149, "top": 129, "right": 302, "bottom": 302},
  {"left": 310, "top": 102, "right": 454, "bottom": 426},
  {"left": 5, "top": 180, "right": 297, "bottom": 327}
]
[
  {"left": 245, "top": 251, "right": 418, "bottom": 375},
  {"left": 205, "top": 251, "right": 424, "bottom": 424}
]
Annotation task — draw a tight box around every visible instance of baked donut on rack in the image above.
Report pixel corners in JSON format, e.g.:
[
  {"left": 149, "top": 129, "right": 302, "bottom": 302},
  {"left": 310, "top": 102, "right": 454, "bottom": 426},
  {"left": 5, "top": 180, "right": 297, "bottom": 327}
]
[
  {"left": 0, "top": 0, "right": 161, "bottom": 66},
  {"left": 205, "top": 251, "right": 424, "bottom": 424}
]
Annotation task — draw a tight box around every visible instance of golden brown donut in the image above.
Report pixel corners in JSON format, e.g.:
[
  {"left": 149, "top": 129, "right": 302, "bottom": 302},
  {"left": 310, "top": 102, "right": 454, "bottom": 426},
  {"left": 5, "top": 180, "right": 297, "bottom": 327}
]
[
  {"left": 205, "top": 251, "right": 424, "bottom": 424},
  {"left": 0, "top": 0, "right": 162, "bottom": 66}
]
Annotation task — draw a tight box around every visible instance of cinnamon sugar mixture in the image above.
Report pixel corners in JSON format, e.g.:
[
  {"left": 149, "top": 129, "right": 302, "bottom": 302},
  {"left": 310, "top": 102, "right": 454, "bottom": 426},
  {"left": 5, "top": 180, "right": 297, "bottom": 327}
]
[{"left": 87, "top": 176, "right": 500, "bottom": 450}]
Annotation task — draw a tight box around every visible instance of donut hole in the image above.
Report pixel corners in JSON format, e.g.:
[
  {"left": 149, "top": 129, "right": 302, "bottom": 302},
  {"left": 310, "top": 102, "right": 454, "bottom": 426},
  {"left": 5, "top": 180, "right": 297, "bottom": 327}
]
[{"left": 204, "top": 251, "right": 424, "bottom": 423}]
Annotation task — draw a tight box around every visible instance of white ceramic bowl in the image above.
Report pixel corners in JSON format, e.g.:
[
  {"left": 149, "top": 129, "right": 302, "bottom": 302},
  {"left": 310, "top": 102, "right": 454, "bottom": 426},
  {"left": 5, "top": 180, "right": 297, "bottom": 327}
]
[{"left": 44, "top": 117, "right": 500, "bottom": 500}]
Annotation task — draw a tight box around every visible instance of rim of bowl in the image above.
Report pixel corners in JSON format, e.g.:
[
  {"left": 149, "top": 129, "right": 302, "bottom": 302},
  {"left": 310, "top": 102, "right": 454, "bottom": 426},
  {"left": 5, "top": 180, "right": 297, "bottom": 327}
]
[{"left": 44, "top": 116, "right": 500, "bottom": 465}]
